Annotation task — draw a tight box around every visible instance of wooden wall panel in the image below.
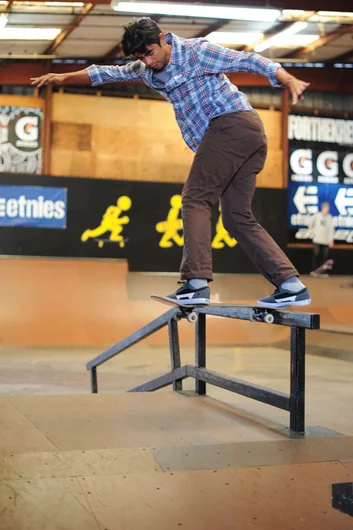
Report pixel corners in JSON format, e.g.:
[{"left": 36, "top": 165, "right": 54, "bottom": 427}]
[
  {"left": 50, "top": 93, "right": 283, "bottom": 187},
  {"left": 52, "top": 122, "right": 92, "bottom": 151},
  {"left": 256, "top": 109, "right": 284, "bottom": 188},
  {"left": 0, "top": 94, "right": 44, "bottom": 109}
]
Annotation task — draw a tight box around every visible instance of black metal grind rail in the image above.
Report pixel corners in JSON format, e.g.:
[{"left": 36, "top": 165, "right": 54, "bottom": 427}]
[{"left": 87, "top": 304, "right": 320, "bottom": 435}]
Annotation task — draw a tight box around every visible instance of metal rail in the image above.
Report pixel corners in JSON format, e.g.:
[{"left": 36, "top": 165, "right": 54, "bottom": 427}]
[{"left": 87, "top": 304, "right": 320, "bottom": 435}]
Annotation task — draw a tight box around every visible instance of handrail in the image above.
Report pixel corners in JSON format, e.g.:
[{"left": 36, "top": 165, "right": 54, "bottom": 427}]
[{"left": 86, "top": 304, "right": 320, "bottom": 435}]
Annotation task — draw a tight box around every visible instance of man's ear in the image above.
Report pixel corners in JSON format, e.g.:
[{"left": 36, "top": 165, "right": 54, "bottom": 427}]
[{"left": 159, "top": 32, "right": 166, "bottom": 46}]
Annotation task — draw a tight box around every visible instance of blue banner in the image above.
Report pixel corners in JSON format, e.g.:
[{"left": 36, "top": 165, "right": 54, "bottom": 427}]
[
  {"left": 288, "top": 182, "right": 353, "bottom": 244},
  {"left": 0, "top": 185, "right": 67, "bottom": 228}
]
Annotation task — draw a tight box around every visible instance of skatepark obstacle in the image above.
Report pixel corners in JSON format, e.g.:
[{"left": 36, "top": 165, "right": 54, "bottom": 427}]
[{"left": 87, "top": 305, "right": 320, "bottom": 435}]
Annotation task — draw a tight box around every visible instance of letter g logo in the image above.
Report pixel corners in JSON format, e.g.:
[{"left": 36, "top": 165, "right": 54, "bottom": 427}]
[
  {"left": 290, "top": 149, "right": 313, "bottom": 175},
  {"left": 15, "top": 116, "right": 39, "bottom": 142}
]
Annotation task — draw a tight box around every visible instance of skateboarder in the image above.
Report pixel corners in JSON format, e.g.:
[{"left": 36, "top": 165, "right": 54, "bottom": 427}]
[
  {"left": 81, "top": 195, "right": 131, "bottom": 247},
  {"left": 31, "top": 17, "right": 311, "bottom": 309},
  {"left": 309, "top": 202, "right": 335, "bottom": 274}
]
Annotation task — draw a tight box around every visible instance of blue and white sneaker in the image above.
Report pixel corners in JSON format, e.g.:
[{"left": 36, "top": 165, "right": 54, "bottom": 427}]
[
  {"left": 257, "top": 287, "right": 311, "bottom": 309},
  {"left": 166, "top": 282, "right": 210, "bottom": 306}
]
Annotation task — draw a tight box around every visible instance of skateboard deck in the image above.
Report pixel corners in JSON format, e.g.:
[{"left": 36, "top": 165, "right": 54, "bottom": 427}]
[
  {"left": 151, "top": 295, "right": 276, "bottom": 324},
  {"left": 311, "top": 258, "right": 334, "bottom": 277},
  {"left": 92, "top": 237, "right": 129, "bottom": 248}
]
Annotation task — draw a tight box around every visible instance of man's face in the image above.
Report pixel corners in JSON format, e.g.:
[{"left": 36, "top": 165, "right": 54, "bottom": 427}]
[
  {"left": 136, "top": 34, "right": 170, "bottom": 71},
  {"left": 322, "top": 204, "right": 330, "bottom": 215}
]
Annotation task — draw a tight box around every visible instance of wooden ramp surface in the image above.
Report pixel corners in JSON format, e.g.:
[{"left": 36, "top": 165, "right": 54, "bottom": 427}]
[
  {"left": 1, "top": 256, "right": 352, "bottom": 346},
  {"left": 0, "top": 393, "right": 352, "bottom": 529}
]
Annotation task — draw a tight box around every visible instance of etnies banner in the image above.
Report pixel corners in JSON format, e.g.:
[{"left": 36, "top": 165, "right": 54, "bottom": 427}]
[
  {"left": 0, "top": 106, "right": 43, "bottom": 174},
  {"left": 0, "top": 185, "right": 67, "bottom": 228}
]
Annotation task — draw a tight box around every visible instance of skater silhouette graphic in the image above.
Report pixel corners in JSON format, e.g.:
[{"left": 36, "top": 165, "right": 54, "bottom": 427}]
[
  {"left": 81, "top": 195, "right": 132, "bottom": 248},
  {"left": 212, "top": 209, "right": 237, "bottom": 249},
  {"left": 156, "top": 194, "right": 184, "bottom": 248}
]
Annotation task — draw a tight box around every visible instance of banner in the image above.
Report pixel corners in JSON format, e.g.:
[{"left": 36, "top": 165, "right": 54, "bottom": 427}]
[
  {"left": 0, "top": 173, "right": 286, "bottom": 275},
  {"left": 0, "top": 106, "right": 43, "bottom": 174},
  {"left": 288, "top": 113, "right": 353, "bottom": 245},
  {"left": 0, "top": 185, "right": 67, "bottom": 229}
]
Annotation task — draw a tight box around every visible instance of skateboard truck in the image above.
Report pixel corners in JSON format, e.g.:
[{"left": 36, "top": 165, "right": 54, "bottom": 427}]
[
  {"left": 174, "top": 308, "right": 198, "bottom": 323},
  {"left": 250, "top": 308, "right": 275, "bottom": 324},
  {"left": 176, "top": 307, "right": 275, "bottom": 325}
]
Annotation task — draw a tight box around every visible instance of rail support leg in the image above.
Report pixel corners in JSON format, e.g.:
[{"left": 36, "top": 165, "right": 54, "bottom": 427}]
[
  {"left": 195, "top": 313, "right": 206, "bottom": 395},
  {"left": 91, "top": 367, "right": 98, "bottom": 394},
  {"left": 290, "top": 326, "right": 305, "bottom": 435},
  {"left": 168, "top": 318, "right": 182, "bottom": 391}
]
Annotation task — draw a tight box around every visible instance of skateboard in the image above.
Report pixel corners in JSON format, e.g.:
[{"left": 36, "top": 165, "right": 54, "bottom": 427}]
[
  {"left": 151, "top": 295, "right": 275, "bottom": 324},
  {"left": 93, "top": 237, "right": 129, "bottom": 249},
  {"left": 310, "top": 258, "right": 334, "bottom": 277}
]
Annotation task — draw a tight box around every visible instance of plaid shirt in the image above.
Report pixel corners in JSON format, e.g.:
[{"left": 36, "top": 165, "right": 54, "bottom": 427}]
[{"left": 86, "top": 33, "right": 282, "bottom": 152}]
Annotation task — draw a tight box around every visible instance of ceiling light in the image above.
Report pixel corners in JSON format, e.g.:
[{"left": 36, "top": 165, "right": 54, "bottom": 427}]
[
  {"left": 112, "top": 2, "right": 281, "bottom": 22},
  {"left": 0, "top": 14, "right": 7, "bottom": 29},
  {"left": 317, "top": 11, "right": 353, "bottom": 18},
  {"left": 207, "top": 32, "right": 263, "bottom": 45},
  {"left": 255, "top": 21, "right": 309, "bottom": 52},
  {"left": 0, "top": 27, "right": 61, "bottom": 40},
  {"left": 45, "top": 2, "right": 84, "bottom": 5},
  {"left": 11, "top": 1, "right": 84, "bottom": 5},
  {"left": 281, "top": 10, "right": 306, "bottom": 17},
  {"left": 276, "top": 35, "right": 320, "bottom": 47}
]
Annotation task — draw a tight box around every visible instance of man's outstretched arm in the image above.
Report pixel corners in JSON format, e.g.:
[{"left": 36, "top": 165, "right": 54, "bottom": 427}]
[
  {"left": 196, "top": 40, "right": 310, "bottom": 105},
  {"left": 31, "top": 69, "right": 90, "bottom": 88},
  {"left": 31, "top": 61, "right": 143, "bottom": 88}
]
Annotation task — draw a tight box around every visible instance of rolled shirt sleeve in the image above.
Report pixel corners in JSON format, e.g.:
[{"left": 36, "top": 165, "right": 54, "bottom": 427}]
[
  {"left": 85, "top": 61, "right": 143, "bottom": 86},
  {"left": 196, "top": 40, "right": 282, "bottom": 87}
]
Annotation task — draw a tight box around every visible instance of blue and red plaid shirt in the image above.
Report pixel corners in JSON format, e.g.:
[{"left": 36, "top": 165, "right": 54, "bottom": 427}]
[{"left": 86, "top": 33, "right": 282, "bottom": 152}]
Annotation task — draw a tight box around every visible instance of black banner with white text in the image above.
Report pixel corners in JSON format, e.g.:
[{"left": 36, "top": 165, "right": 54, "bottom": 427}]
[{"left": 288, "top": 113, "right": 353, "bottom": 246}]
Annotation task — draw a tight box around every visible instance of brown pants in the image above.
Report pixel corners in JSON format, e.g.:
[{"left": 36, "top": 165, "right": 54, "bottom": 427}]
[{"left": 180, "top": 111, "right": 299, "bottom": 286}]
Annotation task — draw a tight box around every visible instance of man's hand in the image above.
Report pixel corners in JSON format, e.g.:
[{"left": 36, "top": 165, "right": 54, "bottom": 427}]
[
  {"left": 276, "top": 68, "right": 310, "bottom": 105},
  {"left": 30, "top": 73, "right": 66, "bottom": 88},
  {"left": 328, "top": 242, "right": 334, "bottom": 248}
]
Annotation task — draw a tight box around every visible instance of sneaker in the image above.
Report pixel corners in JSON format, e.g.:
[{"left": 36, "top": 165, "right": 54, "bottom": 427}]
[
  {"left": 165, "top": 282, "right": 210, "bottom": 306},
  {"left": 257, "top": 287, "right": 311, "bottom": 309}
]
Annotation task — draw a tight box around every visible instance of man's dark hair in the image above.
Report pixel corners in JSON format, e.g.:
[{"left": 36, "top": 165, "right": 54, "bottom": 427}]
[{"left": 121, "top": 17, "right": 162, "bottom": 57}]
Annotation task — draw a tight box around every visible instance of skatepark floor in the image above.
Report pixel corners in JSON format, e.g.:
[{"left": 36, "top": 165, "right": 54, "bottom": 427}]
[
  {"left": 0, "top": 339, "right": 352, "bottom": 436},
  {"left": 0, "top": 269, "right": 352, "bottom": 529}
]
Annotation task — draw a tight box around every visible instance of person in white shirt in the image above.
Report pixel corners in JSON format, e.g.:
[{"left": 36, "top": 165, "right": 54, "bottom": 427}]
[{"left": 309, "top": 202, "right": 335, "bottom": 272}]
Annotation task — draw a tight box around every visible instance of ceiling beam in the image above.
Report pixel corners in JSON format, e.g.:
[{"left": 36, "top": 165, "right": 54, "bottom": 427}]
[
  {"left": 34, "top": 0, "right": 353, "bottom": 9},
  {"left": 2, "top": 62, "right": 353, "bottom": 93},
  {"left": 328, "top": 47, "right": 353, "bottom": 63},
  {"left": 285, "top": 24, "right": 353, "bottom": 59},
  {"left": 44, "top": 3, "right": 95, "bottom": 55},
  {"left": 104, "top": 43, "right": 123, "bottom": 61},
  {"left": 241, "top": 21, "right": 291, "bottom": 53},
  {"left": 5, "top": 0, "right": 14, "bottom": 12},
  {"left": 241, "top": 11, "right": 316, "bottom": 53},
  {"left": 195, "top": 19, "right": 229, "bottom": 38}
]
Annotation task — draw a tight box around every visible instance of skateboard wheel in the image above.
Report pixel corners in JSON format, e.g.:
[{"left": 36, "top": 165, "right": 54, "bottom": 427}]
[
  {"left": 174, "top": 312, "right": 183, "bottom": 321},
  {"left": 264, "top": 313, "right": 274, "bottom": 324},
  {"left": 187, "top": 312, "right": 198, "bottom": 323}
]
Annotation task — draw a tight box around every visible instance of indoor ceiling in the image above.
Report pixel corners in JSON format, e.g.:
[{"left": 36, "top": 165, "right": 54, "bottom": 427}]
[{"left": 0, "top": 1, "right": 352, "bottom": 64}]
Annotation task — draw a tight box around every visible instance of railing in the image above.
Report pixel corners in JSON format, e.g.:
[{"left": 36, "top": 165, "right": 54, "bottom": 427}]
[{"left": 86, "top": 304, "right": 320, "bottom": 435}]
